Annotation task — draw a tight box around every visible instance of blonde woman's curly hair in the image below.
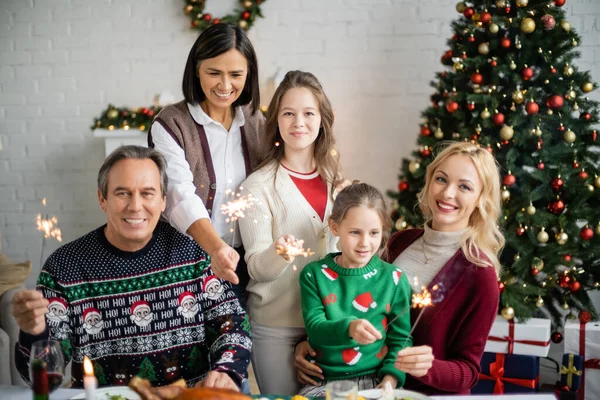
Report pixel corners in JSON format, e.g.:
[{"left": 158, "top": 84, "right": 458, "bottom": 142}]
[{"left": 416, "top": 141, "right": 505, "bottom": 275}]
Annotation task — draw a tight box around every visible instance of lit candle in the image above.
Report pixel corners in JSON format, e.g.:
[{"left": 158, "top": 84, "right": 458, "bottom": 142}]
[{"left": 83, "top": 356, "right": 97, "bottom": 400}]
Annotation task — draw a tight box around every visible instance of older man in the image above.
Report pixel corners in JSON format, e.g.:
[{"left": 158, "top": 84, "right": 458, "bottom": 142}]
[{"left": 12, "top": 146, "right": 251, "bottom": 391}]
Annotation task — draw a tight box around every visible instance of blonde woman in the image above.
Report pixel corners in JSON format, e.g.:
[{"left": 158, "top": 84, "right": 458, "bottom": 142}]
[{"left": 384, "top": 141, "right": 505, "bottom": 395}]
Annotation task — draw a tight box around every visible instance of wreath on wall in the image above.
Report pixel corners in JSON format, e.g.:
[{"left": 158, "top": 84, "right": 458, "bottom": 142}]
[{"left": 184, "top": 0, "right": 266, "bottom": 32}]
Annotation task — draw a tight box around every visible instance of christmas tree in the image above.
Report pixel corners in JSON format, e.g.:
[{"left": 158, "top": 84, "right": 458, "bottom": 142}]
[
  {"left": 94, "top": 362, "right": 107, "bottom": 385},
  {"left": 388, "top": 0, "right": 599, "bottom": 327},
  {"left": 138, "top": 357, "right": 157, "bottom": 382},
  {"left": 187, "top": 346, "right": 205, "bottom": 375}
]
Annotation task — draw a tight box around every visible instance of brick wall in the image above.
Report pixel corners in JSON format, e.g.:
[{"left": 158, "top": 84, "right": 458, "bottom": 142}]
[{"left": 1, "top": 0, "right": 599, "bottom": 287}]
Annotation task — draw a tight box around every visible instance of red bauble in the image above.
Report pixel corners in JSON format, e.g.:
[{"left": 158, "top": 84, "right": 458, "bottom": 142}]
[
  {"left": 551, "top": 67, "right": 557, "bottom": 74},
  {"left": 558, "top": 124, "right": 565, "bottom": 132},
  {"left": 573, "top": 161, "right": 580, "bottom": 169},
  {"left": 579, "top": 171, "right": 589, "bottom": 179},
  {"left": 564, "top": 254, "right": 572, "bottom": 262},
  {"left": 147, "top": 110, "right": 155, "bottom": 117},
  {"left": 241, "top": 11, "right": 251, "bottom": 20},
  {"left": 191, "top": 19, "right": 199, "bottom": 28},
  {"left": 498, "top": 282, "right": 505, "bottom": 293},
  {"left": 120, "top": 110, "right": 128, "bottom": 117},
  {"left": 398, "top": 180, "right": 409, "bottom": 192},
  {"left": 537, "top": 139, "right": 544, "bottom": 150},
  {"left": 522, "top": 67, "right": 534, "bottom": 81},
  {"left": 551, "top": 177, "right": 564, "bottom": 191},
  {"left": 593, "top": 130, "right": 598, "bottom": 142},
  {"left": 461, "top": 52, "right": 467, "bottom": 59},
  {"left": 468, "top": 35, "right": 475, "bottom": 43},
  {"left": 490, "top": 59, "right": 497, "bottom": 67},
  {"left": 503, "top": 174, "right": 516, "bottom": 186},
  {"left": 541, "top": 14, "right": 556, "bottom": 30},
  {"left": 463, "top": 7, "right": 475, "bottom": 18},
  {"left": 559, "top": 275, "right": 571, "bottom": 288},
  {"left": 517, "top": 226, "right": 525, "bottom": 235},
  {"left": 493, "top": 113, "right": 505, "bottom": 126},
  {"left": 446, "top": 101, "right": 459, "bottom": 113},
  {"left": 580, "top": 311, "right": 592, "bottom": 324},
  {"left": 141, "top": 108, "right": 149, "bottom": 115},
  {"left": 532, "top": 268, "right": 539, "bottom": 276},
  {"left": 212, "top": 18, "right": 221, "bottom": 24},
  {"left": 548, "top": 199, "right": 565, "bottom": 214},
  {"left": 580, "top": 227, "right": 594, "bottom": 240},
  {"left": 420, "top": 126, "right": 431, "bottom": 136},
  {"left": 505, "top": 6, "right": 511, "bottom": 13},
  {"left": 569, "top": 281, "right": 581, "bottom": 292},
  {"left": 480, "top": 12, "right": 492, "bottom": 24},
  {"left": 422, "top": 149, "right": 431, "bottom": 157},
  {"left": 537, "top": 162, "right": 545, "bottom": 170},
  {"left": 580, "top": 112, "right": 592, "bottom": 121},
  {"left": 546, "top": 95, "right": 564, "bottom": 110},
  {"left": 202, "top": 13, "right": 212, "bottom": 21},
  {"left": 553, "top": 0, "right": 566, "bottom": 6},
  {"left": 471, "top": 72, "right": 483, "bottom": 84},
  {"left": 467, "top": 102, "right": 476, "bottom": 111},
  {"left": 551, "top": 331, "right": 563, "bottom": 344},
  {"left": 500, "top": 37, "right": 511, "bottom": 48},
  {"left": 525, "top": 101, "right": 539, "bottom": 114}
]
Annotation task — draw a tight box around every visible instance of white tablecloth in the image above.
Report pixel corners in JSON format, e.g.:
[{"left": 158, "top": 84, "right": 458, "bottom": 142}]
[{"left": 0, "top": 385, "right": 557, "bottom": 400}]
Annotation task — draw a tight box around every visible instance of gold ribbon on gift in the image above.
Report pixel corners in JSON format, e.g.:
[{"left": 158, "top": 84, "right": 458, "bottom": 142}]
[{"left": 560, "top": 353, "right": 582, "bottom": 388}]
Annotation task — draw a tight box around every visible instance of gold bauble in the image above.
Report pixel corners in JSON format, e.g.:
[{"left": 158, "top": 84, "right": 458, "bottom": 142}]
[
  {"left": 434, "top": 128, "right": 444, "bottom": 139},
  {"left": 509, "top": 61, "right": 517, "bottom": 70},
  {"left": 516, "top": 0, "right": 529, "bottom": 6},
  {"left": 243, "top": 1, "right": 253, "bottom": 7},
  {"left": 489, "top": 23, "right": 499, "bottom": 34},
  {"left": 556, "top": 231, "right": 569, "bottom": 245},
  {"left": 562, "top": 302, "right": 570, "bottom": 310},
  {"left": 184, "top": 5, "right": 193, "bottom": 14},
  {"left": 472, "top": 13, "right": 481, "bottom": 22},
  {"left": 582, "top": 82, "right": 594, "bottom": 93},
  {"left": 573, "top": 102, "right": 579, "bottom": 111},
  {"left": 107, "top": 109, "right": 119, "bottom": 119},
  {"left": 561, "top": 20, "right": 571, "bottom": 32},
  {"left": 536, "top": 297, "right": 544, "bottom": 308},
  {"left": 537, "top": 228, "right": 549, "bottom": 243},
  {"left": 456, "top": 2, "right": 466, "bottom": 13},
  {"left": 239, "top": 20, "right": 248, "bottom": 29},
  {"left": 478, "top": 42, "right": 490, "bottom": 55},
  {"left": 527, "top": 204, "right": 536, "bottom": 215},
  {"left": 500, "top": 125, "right": 514, "bottom": 140},
  {"left": 516, "top": 41, "right": 522, "bottom": 49},
  {"left": 535, "top": 126, "right": 542, "bottom": 136},
  {"left": 395, "top": 217, "right": 407, "bottom": 231},
  {"left": 502, "top": 189, "right": 511, "bottom": 201},
  {"left": 572, "top": 39, "right": 578, "bottom": 47},
  {"left": 567, "top": 90, "right": 577, "bottom": 100},
  {"left": 521, "top": 18, "right": 536, "bottom": 34},
  {"left": 496, "top": 0, "right": 507, "bottom": 7},
  {"left": 480, "top": 108, "right": 491, "bottom": 119},
  {"left": 501, "top": 306, "right": 515, "bottom": 320},
  {"left": 453, "top": 62, "right": 464, "bottom": 71},
  {"left": 512, "top": 90, "right": 524, "bottom": 104},
  {"left": 564, "top": 65, "right": 574, "bottom": 76},
  {"left": 595, "top": 223, "right": 600, "bottom": 236},
  {"left": 587, "top": 184, "right": 594, "bottom": 192},
  {"left": 563, "top": 129, "right": 576, "bottom": 143},
  {"left": 531, "top": 257, "right": 544, "bottom": 270},
  {"left": 409, "top": 160, "right": 420, "bottom": 174},
  {"left": 595, "top": 176, "right": 600, "bottom": 188}
]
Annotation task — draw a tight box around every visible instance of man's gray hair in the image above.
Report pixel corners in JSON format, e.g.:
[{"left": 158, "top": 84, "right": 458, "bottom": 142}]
[{"left": 97, "top": 145, "right": 168, "bottom": 198}]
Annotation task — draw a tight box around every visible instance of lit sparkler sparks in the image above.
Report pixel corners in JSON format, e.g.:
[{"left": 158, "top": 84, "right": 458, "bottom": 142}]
[
  {"left": 36, "top": 198, "right": 62, "bottom": 267},
  {"left": 276, "top": 237, "right": 315, "bottom": 260},
  {"left": 220, "top": 189, "right": 258, "bottom": 224}
]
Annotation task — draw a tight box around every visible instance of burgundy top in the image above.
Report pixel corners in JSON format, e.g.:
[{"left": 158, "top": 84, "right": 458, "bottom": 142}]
[{"left": 384, "top": 229, "right": 499, "bottom": 395}]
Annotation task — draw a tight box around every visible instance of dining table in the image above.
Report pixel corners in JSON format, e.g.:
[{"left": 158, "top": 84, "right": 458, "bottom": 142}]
[{"left": 0, "top": 385, "right": 558, "bottom": 400}]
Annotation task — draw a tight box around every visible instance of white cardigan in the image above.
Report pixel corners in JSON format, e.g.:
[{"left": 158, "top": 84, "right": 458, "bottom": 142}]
[{"left": 239, "top": 161, "right": 338, "bottom": 327}]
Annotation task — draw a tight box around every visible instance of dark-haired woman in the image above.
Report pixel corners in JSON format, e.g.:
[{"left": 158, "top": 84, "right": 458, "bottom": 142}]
[{"left": 149, "top": 23, "right": 264, "bottom": 308}]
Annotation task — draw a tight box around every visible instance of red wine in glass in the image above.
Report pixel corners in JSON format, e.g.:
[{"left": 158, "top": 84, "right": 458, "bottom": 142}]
[
  {"left": 47, "top": 372, "right": 64, "bottom": 392},
  {"left": 29, "top": 340, "right": 65, "bottom": 393}
]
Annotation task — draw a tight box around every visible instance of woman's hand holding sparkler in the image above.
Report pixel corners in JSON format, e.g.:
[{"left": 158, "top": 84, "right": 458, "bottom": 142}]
[
  {"left": 275, "top": 234, "right": 311, "bottom": 263},
  {"left": 394, "top": 345, "right": 434, "bottom": 377},
  {"left": 349, "top": 319, "right": 382, "bottom": 345}
]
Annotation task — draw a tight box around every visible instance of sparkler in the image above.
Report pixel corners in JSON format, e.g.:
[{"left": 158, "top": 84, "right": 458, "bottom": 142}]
[
  {"left": 276, "top": 236, "right": 315, "bottom": 271},
  {"left": 401, "top": 284, "right": 437, "bottom": 347},
  {"left": 220, "top": 188, "right": 258, "bottom": 247},
  {"left": 35, "top": 198, "right": 62, "bottom": 268}
]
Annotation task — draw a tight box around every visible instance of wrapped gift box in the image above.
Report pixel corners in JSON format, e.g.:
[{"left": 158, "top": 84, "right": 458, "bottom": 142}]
[
  {"left": 564, "top": 320, "right": 600, "bottom": 400},
  {"left": 484, "top": 315, "right": 551, "bottom": 357},
  {"left": 472, "top": 352, "right": 539, "bottom": 394},
  {"left": 561, "top": 353, "right": 583, "bottom": 390}
]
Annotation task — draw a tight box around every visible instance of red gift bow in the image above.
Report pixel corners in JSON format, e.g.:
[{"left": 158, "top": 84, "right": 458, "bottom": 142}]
[
  {"left": 488, "top": 319, "right": 550, "bottom": 354},
  {"left": 541, "top": 381, "right": 571, "bottom": 398},
  {"left": 479, "top": 353, "right": 539, "bottom": 394},
  {"left": 578, "top": 321, "right": 600, "bottom": 400}
]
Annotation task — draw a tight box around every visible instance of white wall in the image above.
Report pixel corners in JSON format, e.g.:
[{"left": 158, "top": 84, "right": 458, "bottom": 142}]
[{"left": 1, "top": 0, "right": 599, "bottom": 287}]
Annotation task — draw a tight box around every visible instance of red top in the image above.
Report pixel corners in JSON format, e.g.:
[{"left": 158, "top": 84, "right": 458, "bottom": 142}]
[
  {"left": 283, "top": 165, "right": 327, "bottom": 221},
  {"left": 384, "top": 229, "right": 499, "bottom": 396}
]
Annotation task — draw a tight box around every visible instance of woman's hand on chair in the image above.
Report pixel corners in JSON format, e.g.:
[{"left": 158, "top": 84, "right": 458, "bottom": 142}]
[{"left": 294, "top": 340, "right": 324, "bottom": 385}]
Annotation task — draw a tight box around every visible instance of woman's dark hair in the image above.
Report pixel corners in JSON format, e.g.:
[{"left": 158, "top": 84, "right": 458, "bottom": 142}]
[{"left": 182, "top": 23, "right": 260, "bottom": 113}]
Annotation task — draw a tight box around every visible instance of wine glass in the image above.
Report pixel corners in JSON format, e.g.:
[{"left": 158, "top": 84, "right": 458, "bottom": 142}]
[
  {"left": 325, "top": 380, "right": 358, "bottom": 400},
  {"left": 29, "top": 339, "right": 66, "bottom": 393}
]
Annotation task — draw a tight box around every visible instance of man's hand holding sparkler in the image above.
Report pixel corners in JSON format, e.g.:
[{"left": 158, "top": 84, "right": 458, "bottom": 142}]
[
  {"left": 349, "top": 319, "right": 382, "bottom": 345},
  {"left": 12, "top": 290, "right": 49, "bottom": 335},
  {"left": 210, "top": 243, "right": 241, "bottom": 284}
]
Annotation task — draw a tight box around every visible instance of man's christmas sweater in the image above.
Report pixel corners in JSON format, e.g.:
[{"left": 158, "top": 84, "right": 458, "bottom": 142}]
[
  {"left": 299, "top": 253, "right": 412, "bottom": 386},
  {"left": 15, "top": 221, "right": 252, "bottom": 388}
]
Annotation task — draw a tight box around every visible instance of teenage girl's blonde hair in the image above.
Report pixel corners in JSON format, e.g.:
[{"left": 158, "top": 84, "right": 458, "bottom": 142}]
[
  {"left": 416, "top": 142, "right": 505, "bottom": 275},
  {"left": 258, "top": 70, "right": 341, "bottom": 197},
  {"left": 329, "top": 183, "right": 393, "bottom": 254}
]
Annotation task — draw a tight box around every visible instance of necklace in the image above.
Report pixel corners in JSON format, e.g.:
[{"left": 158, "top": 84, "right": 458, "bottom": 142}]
[{"left": 421, "top": 239, "right": 444, "bottom": 265}]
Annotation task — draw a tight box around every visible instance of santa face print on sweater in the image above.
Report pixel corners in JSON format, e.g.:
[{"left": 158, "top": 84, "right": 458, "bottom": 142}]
[
  {"left": 82, "top": 307, "right": 104, "bottom": 335},
  {"left": 130, "top": 300, "right": 154, "bottom": 328},
  {"left": 201, "top": 275, "right": 225, "bottom": 301},
  {"left": 46, "top": 298, "right": 68, "bottom": 326},
  {"left": 177, "top": 291, "right": 199, "bottom": 321}
]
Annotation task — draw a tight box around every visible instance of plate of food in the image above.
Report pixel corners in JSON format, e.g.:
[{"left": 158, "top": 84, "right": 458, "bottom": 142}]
[
  {"left": 69, "top": 386, "right": 141, "bottom": 400},
  {"left": 357, "top": 388, "right": 431, "bottom": 400}
]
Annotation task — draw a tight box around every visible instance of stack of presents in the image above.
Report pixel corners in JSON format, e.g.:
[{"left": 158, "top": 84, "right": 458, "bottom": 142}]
[{"left": 472, "top": 311, "right": 599, "bottom": 399}]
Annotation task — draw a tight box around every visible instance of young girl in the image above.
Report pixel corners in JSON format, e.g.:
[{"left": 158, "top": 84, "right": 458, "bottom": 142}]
[
  {"left": 298, "top": 183, "right": 412, "bottom": 397},
  {"left": 238, "top": 70, "right": 345, "bottom": 394}
]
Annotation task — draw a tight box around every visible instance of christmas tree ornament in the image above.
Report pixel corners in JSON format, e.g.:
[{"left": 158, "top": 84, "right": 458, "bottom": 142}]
[
  {"left": 551, "top": 176, "right": 564, "bottom": 191},
  {"left": 525, "top": 101, "right": 539, "bottom": 114},
  {"left": 500, "top": 37, "right": 511, "bottom": 48},
  {"left": 184, "top": 5, "right": 194, "bottom": 14},
  {"left": 580, "top": 226, "right": 593, "bottom": 241},
  {"left": 531, "top": 257, "right": 544, "bottom": 270},
  {"left": 478, "top": 42, "right": 490, "bottom": 54},
  {"left": 536, "top": 297, "right": 544, "bottom": 307},
  {"left": 579, "top": 170, "right": 589, "bottom": 180},
  {"left": 468, "top": 34, "right": 475, "bottom": 43},
  {"left": 580, "top": 112, "right": 592, "bottom": 121},
  {"left": 434, "top": 127, "right": 444, "bottom": 139},
  {"left": 489, "top": 23, "right": 499, "bottom": 34},
  {"left": 553, "top": 0, "right": 566, "bottom": 6},
  {"left": 408, "top": 160, "right": 420, "bottom": 174},
  {"left": 480, "top": 108, "right": 491, "bottom": 119},
  {"left": 514, "top": 253, "right": 521, "bottom": 261},
  {"left": 580, "top": 310, "right": 592, "bottom": 323},
  {"left": 421, "top": 146, "right": 431, "bottom": 157},
  {"left": 395, "top": 217, "right": 407, "bottom": 231},
  {"left": 502, "top": 188, "right": 511, "bottom": 201},
  {"left": 398, "top": 180, "right": 409, "bottom": 192},
  {"left": 522, "top": 66, "right": 534, "bottom": 80},
  {"left": 535, "top": 126, "right": 542, "bottom": 136},
  {"left": 537, "top": 227, "right": 549, "bottom": 243},
  {"left": 467, "top": 102, "right": 476, "bottom": 111},
  {"left": 572, "top": 39, "right": 577, "bottom": 46},
  {"left": 573, "top": 102, "right": 579, "bottom": 111},
  {"left": 496, "top": 0, "right": 507, "bottom": 7},
  {"left": 551, "top": 331, "right": 563, "bottom": 343},
  {"left": 595, "top": 175, "right": 600, "bottom": 188},
  {"left": 537, "top": 161, "right": 545, "bottom": 170},
  {"left": 489, "top": 58, "right": 498, "bottom": 67},
  {"left": 561, "top": 20, "right": 571, "bottom": 31},
  {"left": 563, "top": 129, "right": 576, "bottom": 143},
  {"left": 537, "top": 139, "right": 544, "bottom": 150},
  {"left": 503, "top": 172, "right": 516, "bottom": 186},
  {"left": 480, "top": 11, "right": 492, "bottom": 24},
  {"left": 521, "top": 18, "right": 536, "bottom": 33},
  {"left": 527, "top": 203, "right": 536, "bottom": 215},
  {"left": 517, "top": 224, "right": 525, "bottom": 235},
  {"left": 446, "top": 101, "right": 459, "bottom": 113},
  {"left": 501, "top": 306, "right": 515, "bottom": 320},
  {"left": 542, "top": 14, "right": 556, "bottom": 30},
  {"left": 498, "top": 281, "right": 505, "bottom": 293},
  {"left": 569, "top": 281, "right": 581, "bottom": 292},
  {"left": 493, "top": 112, "right": 505, "bottom": 126},
  {"left": 456, "top": 2, "right": 466, "bottom": 13},
  {"left": 564, "top": 254, "right": 572, "bottom": 262},
  {"left": 516, "top": 0, "right": 529, "bottom": 7},
  {"left": 593, "top": 130, "right": 598, "bottom": 142},
  {"left": 420, "top": 126, "right": 431, "bottom": 136},
  {"left": 596, "top": 223, "right": 600, "bottom": 235},
  {"left": 500, "top": 125, "right": 514, "bottom": 140},
  {"left": 515, "top": 39, "right": 522, "bottom": 49},
  {"left": 472, "top": 13, "right": 481, "bottom": 22},
  {"left": 241, "top": 11, "right": 251, "bottom": 20},
  {"left": 509, "top": 60, "right": 517, "bottom": 70},
  {"left": 587, "top": 184, "right": 594, "bottom": 192},
  {"left": 548, "top": 198, "right": 565, "bottom": 215},
  {"left": 106, "top": 109, "right": 119, "bottom": 119},
  {"left": 566, "top": 89, "right": 577, "bottom": 100},
  {"left": 512, "top": 90, "right": 525, "bottom": 104},
  {"left": 559, "top": 275, "right": 571, "bottom": 288},
  {"left": 463, "top": 6, "right": 474, "bottom": 18},
  {"left": 471, "top": 71, "right": 483, "bottom": 84},
  {"left": 563, "top": 65, "right": 574, "bottom": 76},
  {"left": 562, "top": 302, "right": 569, "bottom": 310},
  {"left": 558, "top": 123, "right": 565, "bottom": 132},
  {"left": 556, "top": 230, "right": 569, "bottom": 245},
  {"left": 581, "top": 82, "right": 594, "bottom": 93},
  {"left": 546, "top": 94, "right": 564, "bottom": 109},
  {"left": 532, "top": 267, "right": 539, "bottom": 276}
]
